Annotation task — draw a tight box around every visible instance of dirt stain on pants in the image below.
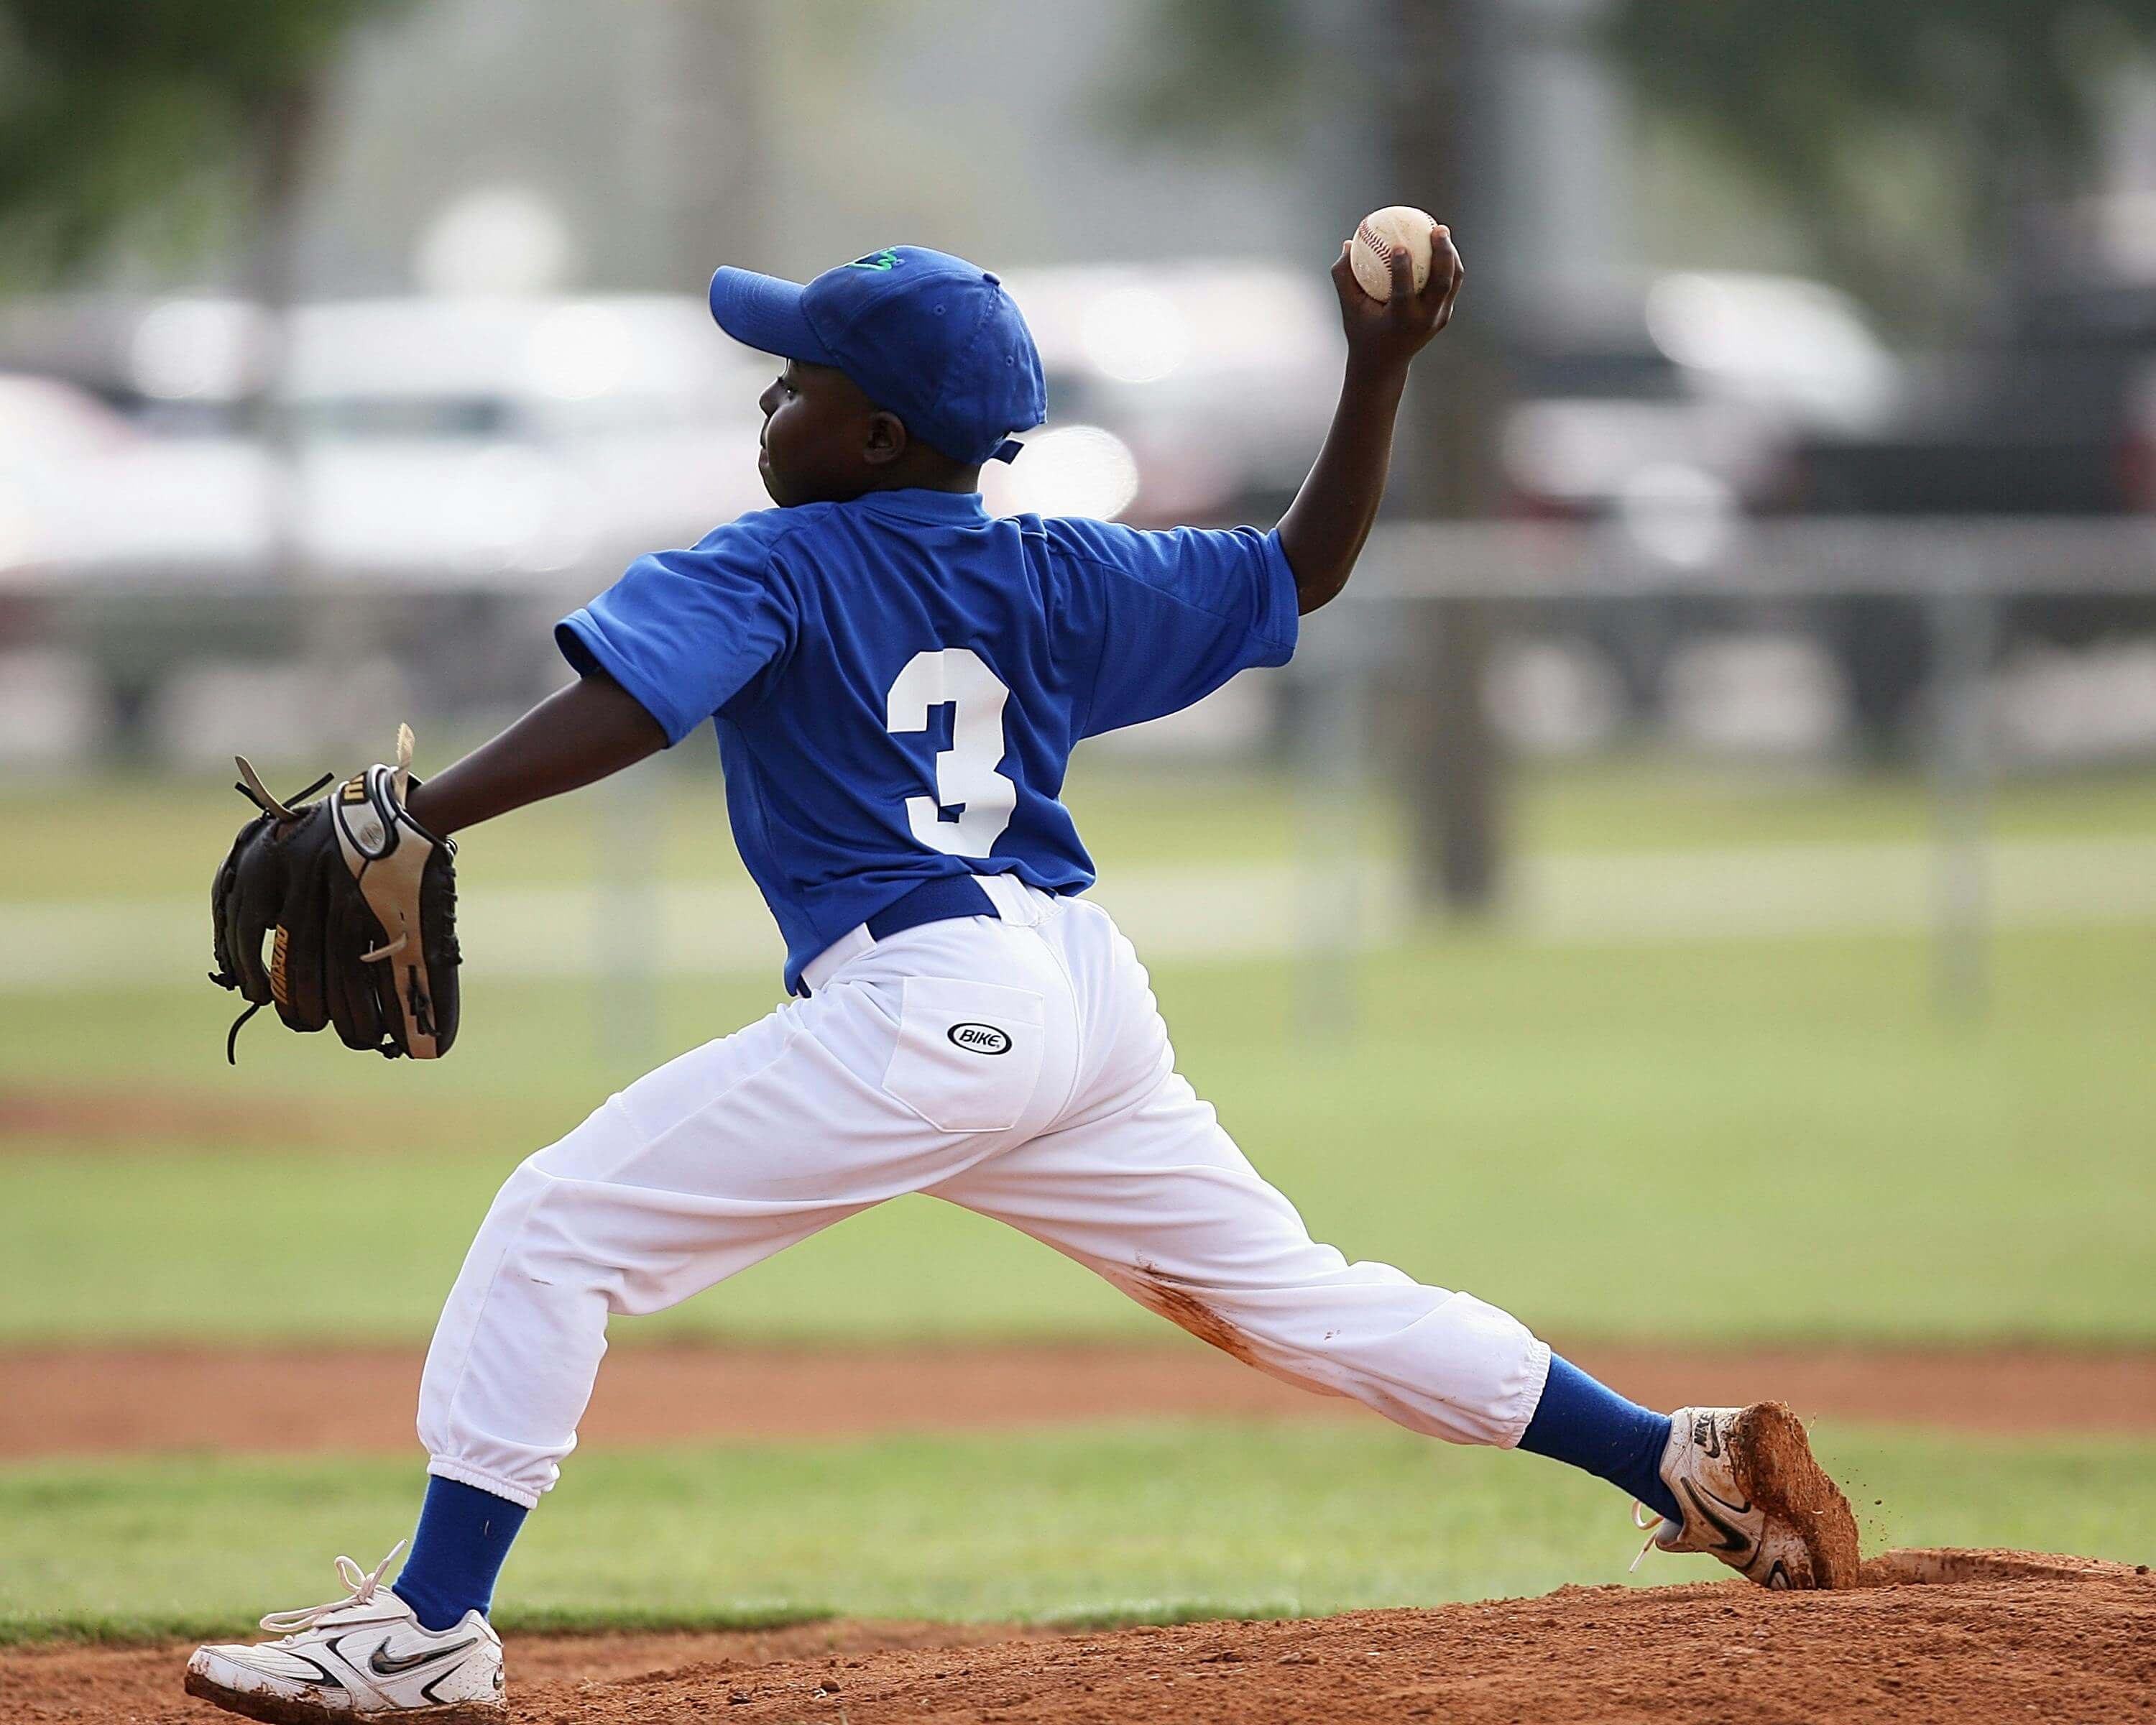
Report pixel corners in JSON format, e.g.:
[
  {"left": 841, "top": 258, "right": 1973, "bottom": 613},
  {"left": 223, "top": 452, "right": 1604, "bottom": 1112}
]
[{"left": 1129, "top": 1269, "right": 1263, "bottom": 1369}]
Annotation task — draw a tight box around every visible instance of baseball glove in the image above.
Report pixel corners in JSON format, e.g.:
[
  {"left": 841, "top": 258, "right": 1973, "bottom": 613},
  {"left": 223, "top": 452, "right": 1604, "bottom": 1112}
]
[{"left": 209, "top": 724, "right": 461, "bottom": 1064}]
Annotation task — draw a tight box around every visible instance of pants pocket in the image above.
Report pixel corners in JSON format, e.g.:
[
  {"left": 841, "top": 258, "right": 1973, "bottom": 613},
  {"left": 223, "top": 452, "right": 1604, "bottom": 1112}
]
[{"left": 881, "top": 976, "right": 1046, "bottom": 1133}]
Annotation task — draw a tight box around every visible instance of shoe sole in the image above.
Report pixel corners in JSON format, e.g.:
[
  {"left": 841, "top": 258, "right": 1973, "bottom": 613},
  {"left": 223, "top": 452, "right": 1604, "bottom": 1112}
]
[
  {"left": 1729, "top": 1399, "right": 1861, "bottom": 1589},
  {"left": 184, "top": 1668, "right": 503, "bottom": 1725}
]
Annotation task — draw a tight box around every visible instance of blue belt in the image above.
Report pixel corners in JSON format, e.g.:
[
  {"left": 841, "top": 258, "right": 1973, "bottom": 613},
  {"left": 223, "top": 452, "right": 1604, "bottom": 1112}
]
[{"left": 865, "top": 873, "right": 997, "bottom": 942}]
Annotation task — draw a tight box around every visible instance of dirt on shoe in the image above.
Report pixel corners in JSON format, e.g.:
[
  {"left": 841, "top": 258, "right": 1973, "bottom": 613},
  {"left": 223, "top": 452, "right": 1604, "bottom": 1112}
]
[
  {"left": 1731, "top": 1399, "right": 1862, "bottom": 1588},
  {"left": 183, "top": 1668, "right": 501, "bottom": 1725}
]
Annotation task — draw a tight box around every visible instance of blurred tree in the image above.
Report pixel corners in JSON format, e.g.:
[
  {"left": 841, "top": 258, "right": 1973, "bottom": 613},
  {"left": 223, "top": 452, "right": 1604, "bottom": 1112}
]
[
  {"left": 1128, "top": 0, "right": 2156, "bottom": 912},
  {"left": 1135, "top": 0, "right": 2156, "bottom": 317},
  {"left": 0, "top": 0, "right": 414, "bottom": 601},
  {"left": 1376, "top": 0, "right": 1508, "bottom": 915},
  {"left": 1610, "top": 0, "right": 2156, "bottom": 319},
  {"left": 1099, "top": 0, "right": 1321, "bottom": 148},
  {"left": 1116, "top": 0, "right": 1511, "bottom": 914},
  {"left": 0, "top": 0, "right": 410, "bottom": 293}
]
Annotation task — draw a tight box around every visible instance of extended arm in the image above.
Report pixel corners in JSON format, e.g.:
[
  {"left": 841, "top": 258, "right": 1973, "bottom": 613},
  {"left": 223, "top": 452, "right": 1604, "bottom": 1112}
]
[
  {"left": 1276, "top": 224, "right": 1463, "bottom": 615},
  {"left": 405, "top": 668, "right": 665, "bottom": 837}
]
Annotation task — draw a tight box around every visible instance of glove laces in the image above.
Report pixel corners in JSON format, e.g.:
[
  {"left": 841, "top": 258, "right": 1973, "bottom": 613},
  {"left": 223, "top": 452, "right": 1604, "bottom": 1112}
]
[
  {"left": 1628, "top": 1500, "right": 1667, "bottom": 1573},
  {"left": 214, "top": 763, "right": 334, "bottom": 1067},
  {"left": 259, "top": 1542, "right": 407, "bottom": 1638}
]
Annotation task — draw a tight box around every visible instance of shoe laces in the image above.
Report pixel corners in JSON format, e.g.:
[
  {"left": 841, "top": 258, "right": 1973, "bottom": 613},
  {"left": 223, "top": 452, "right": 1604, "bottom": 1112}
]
[
  {"left": 1627, "top": 1501, "right": 1667, "bottom": 1574},
  {"left": 259, "top": 1542, "right": 407, "bottom": 1638}
]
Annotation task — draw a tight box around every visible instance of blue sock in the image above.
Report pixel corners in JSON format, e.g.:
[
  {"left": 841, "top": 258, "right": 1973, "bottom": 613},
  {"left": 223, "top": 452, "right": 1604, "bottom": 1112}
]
[
  {"left": 391, "top": 1476, "right": 529, "bottom": 1632},
  {"left": 1518, "top": 1354, "right": 1681, "bottom": 1524}
]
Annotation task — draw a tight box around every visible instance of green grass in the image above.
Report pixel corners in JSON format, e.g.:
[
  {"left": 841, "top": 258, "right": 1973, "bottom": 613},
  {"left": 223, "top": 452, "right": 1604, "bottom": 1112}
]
[
  {"left": 0, "top": 758, "right": 1298, "bottom": 900},
  {"left": 3, "top": 758, "right": 2152, "bottom": 901},
  {"left": 4, "top": 759, "right": 2151, "bottom": 1346},
  {"left": 1514, "top": 757, "right": 2156, "bottom": 852},
  {"left": 4, "top": 764, "right": 2150, "bottom": 1654},
  {"left": 4, "top": 1420, "right": 2151, "bottom": 1644},
  {"left": 3, "top": 923, "right": 2152, "bottom": 1346}
]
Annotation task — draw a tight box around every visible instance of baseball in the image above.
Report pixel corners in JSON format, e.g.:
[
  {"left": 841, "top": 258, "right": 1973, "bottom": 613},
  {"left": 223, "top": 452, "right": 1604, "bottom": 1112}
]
[{"left": 1350, "top": 205, "right": 1439, "bottom": 302}]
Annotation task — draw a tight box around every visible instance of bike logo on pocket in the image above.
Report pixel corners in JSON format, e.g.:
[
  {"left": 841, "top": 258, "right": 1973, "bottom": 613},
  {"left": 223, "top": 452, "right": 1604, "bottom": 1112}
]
[{"left": 947, "top": 1022, "right": 1013, "bottom": 1057}]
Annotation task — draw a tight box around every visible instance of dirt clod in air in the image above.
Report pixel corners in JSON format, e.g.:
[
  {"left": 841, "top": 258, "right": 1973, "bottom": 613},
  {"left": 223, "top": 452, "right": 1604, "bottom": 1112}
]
[{"left": 1732, "top": 1399, "right": 1863, "bottom": 1588}]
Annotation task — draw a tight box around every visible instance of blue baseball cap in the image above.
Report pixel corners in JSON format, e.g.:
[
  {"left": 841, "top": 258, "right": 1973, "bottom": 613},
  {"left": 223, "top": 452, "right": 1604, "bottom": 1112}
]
[{"left": 709, "top": 246, "right": 1047, "bottom": 465}]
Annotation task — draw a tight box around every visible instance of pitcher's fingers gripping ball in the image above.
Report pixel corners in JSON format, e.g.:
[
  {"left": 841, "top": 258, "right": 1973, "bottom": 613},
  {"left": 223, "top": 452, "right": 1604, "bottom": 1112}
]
[
  {"left": 1328, "top": 206, "right": 1463, "bottom": 382},
  {"left": 208, "top": 724, "right": 461, "bottom": 1063},
  {"left": 1350, "top": 204, "right": 1442, "bottom": 300}
]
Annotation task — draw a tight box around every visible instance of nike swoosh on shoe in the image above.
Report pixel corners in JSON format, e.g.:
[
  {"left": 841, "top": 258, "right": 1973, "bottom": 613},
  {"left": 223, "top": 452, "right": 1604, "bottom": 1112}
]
[
  {"left": 1680, "top": 1478, "right": 1754, "bottom": 1555},
  {"left": 370, "top": 1637, "right": 479, "bottom": 1678}
]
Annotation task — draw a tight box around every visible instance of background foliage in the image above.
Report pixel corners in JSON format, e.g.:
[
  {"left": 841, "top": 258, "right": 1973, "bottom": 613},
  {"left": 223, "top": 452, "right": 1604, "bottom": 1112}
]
[{"left": 0, "top": 0, "right": 408, "bottom": 281}]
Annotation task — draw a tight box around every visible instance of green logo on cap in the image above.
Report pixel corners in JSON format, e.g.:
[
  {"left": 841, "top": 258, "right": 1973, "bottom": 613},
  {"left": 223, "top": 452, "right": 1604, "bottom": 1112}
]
[{"left": 848, "top": 249, "right": 900, "bottom": 271}]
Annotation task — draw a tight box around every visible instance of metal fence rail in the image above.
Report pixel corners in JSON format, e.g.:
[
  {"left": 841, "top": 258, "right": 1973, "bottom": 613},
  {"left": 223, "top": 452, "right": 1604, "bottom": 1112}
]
[
  {"left": 1355, "top": 517, "right": 2156, "bottom": 599},
  {"left": 1291, "top": 518, "right": 2156, "bottom": 1029},
  {"left": 4, "top": 517, "right": 2152, "bottom": 1036}
]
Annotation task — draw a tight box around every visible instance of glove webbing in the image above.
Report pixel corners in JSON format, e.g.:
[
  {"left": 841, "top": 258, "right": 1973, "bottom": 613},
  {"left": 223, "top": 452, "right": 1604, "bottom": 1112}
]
[{"left": 211, "top": 765, "right": 332, "bottom": 1066}]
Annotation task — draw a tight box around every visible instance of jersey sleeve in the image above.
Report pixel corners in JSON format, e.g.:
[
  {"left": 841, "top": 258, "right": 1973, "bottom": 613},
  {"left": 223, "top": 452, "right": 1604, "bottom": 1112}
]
[
  {"left": 555, "top": 524, "right": 800, "bottom": 747},
  {"left": 1053, "top": 519, "right": 1301, "bottom": 737}
]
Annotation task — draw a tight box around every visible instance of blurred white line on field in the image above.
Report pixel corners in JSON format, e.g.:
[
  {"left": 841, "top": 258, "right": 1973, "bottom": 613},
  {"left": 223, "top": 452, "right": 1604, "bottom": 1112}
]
[{"left": 0, "top": 837, "right": 2152, "bottom": 993}]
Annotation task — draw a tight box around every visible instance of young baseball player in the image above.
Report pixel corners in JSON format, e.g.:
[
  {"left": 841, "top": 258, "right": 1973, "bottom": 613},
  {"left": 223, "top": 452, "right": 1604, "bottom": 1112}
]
[{"left": 187, "top": 229, "right": 1856, "bottom": 1723}]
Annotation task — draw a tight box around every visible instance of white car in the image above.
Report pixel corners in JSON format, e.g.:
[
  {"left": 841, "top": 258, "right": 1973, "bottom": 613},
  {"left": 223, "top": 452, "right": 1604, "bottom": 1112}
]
[
  {"left": 277, "top": 295, "right": 770, "bottom": 583},
  {"left": 1501, "top": 272, "right": 1901, "bottom": 539},
  {"left": 992, "top": 262, "right": 1340, "bottom": 525},
  {"left": 7, "top": 295, "right": 771, "bottom": 589}
]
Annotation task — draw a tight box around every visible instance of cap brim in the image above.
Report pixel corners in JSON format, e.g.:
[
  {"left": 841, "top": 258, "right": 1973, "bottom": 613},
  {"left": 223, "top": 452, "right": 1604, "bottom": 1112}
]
[{"left": 707, "top": 267, "right": 838, "bottom": 365}]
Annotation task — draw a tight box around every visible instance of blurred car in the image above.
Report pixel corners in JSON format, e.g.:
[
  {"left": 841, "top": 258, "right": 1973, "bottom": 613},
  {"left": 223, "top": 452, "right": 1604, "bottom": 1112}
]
[
  {"left": 0, "top": 294, "right": 263, "bottom": 433},
  {"left": 1787, "top": 200, "right": 2156, "bottom": 736},
  {"left": 994, "top": 263, "right": 1340, "bottom": 525},
  {"left": 1492, "top": 272, "right": 1902, "bottom": 723},
  {"left": 0, "top": 295, "right": 776, "bottom": 753},
  {"left": 275, "top": 295, "right": 769, "bottom": 582},
  {"left": 6, "top": 386, "right": 268, "bottom": 586},
  {"left": 8, "top": 271, "right": 1340, "bottom": 586},
  {"left": 1794, "top": 197, "right": 2156, "bottom": 519},
  {"left": 1, "top": 293, "right": 769, "bottom": 589},
  {"left": 1502, "top": 270, "right": 1900, "bottom": 543},
  {"left": 0, "top": 372, "right": 137, "bottom": 464},
  {"left": 0, "top": 374, "right": 139, "bottom": 575}
]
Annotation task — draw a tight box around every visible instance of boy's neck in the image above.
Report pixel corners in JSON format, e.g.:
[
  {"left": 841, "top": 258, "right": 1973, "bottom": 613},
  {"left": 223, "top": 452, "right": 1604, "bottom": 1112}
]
[{"left": 854, "top": 464, "right": 983, "bottom": 498}]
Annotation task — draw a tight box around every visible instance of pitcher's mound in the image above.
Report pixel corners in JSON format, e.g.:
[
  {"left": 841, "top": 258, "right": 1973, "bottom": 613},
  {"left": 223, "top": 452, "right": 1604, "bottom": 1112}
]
[
  {"left": 7, "top": 1550, "right": 2149, "bottom": 1724},
  {"left": 1859, "top": 1545, "right": 2137, "bottom": 1586},
  {"left": 531, "top": 1551, "right": 2153, "bottom": 1725}
]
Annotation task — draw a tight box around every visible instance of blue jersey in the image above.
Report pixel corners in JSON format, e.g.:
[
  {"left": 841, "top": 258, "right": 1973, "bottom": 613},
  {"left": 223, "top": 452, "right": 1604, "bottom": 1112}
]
[{"left": 557, "top": 487, "right": 1299, "bottom": 991}]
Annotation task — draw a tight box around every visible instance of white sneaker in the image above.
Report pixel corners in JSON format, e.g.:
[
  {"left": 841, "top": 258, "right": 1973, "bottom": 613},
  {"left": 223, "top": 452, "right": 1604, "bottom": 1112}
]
[
  {"left": 1636, "top": 1402, "right": 1861, "bottom": 1589},
  {"left": 185, "top": 1545, "right": 505, "bottom": 1722}
]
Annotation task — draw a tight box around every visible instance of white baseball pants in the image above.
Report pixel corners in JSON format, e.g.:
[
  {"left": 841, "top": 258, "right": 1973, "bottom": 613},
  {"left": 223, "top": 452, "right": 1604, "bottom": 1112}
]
[{"left": 418, "top": 878, "right": 1551, "bottom": 1506}]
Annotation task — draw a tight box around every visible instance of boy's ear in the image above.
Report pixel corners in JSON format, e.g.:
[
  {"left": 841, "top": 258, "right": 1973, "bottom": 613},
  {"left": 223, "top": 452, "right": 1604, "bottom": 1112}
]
[{"left": 863, "top": 410, "right": 909, "bottom": 467}]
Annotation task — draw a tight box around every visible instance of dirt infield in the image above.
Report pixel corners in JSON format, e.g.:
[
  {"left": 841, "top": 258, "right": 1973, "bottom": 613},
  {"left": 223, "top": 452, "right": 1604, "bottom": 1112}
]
[
  {"left": 0, "top": 1087, "right": 501, "bottom": 1150},
  {"left": 7, "top": 1339, "right": 2153, "bottom": 1460},
  {"left": 8, "top": 1552, "right": 2150, "bottom": 1724}
]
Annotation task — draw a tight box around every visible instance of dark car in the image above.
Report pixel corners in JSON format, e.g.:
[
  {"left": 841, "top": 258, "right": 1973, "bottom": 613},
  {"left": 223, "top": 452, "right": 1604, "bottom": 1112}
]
[{"left": 1791, "top": 201, "right": 2156, "bottom": 734}]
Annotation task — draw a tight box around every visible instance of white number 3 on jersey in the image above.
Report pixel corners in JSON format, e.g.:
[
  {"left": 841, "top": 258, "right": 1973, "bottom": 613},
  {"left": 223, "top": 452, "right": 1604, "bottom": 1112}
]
[{"left": 885, "top": 648, "right": 1016, "bottom": 857}]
